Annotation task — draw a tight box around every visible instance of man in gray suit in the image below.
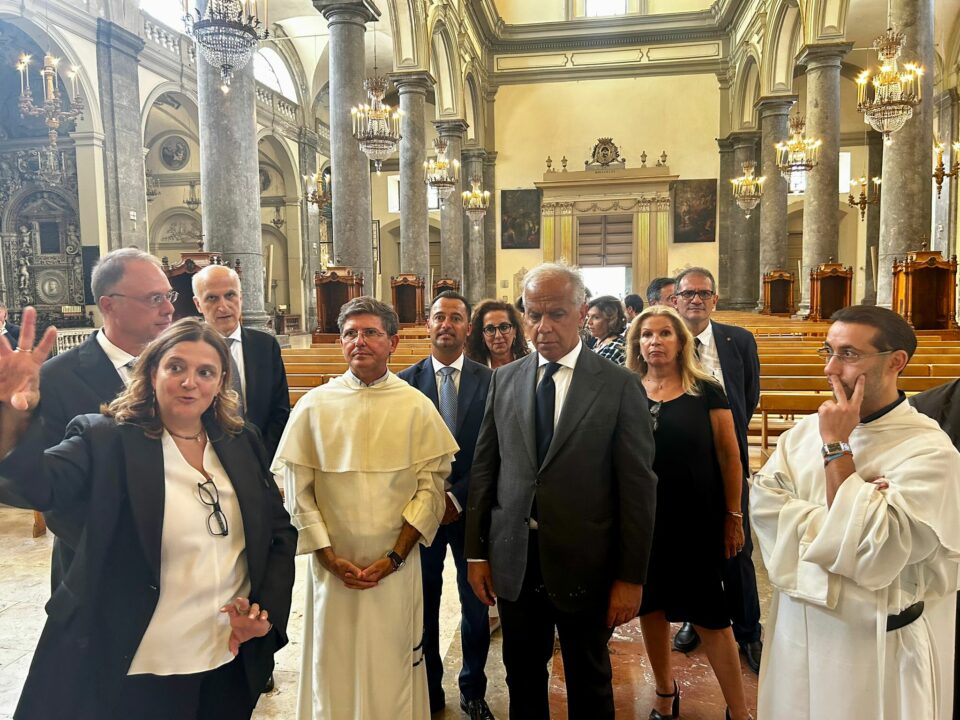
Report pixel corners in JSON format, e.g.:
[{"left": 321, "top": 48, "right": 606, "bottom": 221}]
[{"left": 466, "top": 263, "right": 658, "bottom": 719}]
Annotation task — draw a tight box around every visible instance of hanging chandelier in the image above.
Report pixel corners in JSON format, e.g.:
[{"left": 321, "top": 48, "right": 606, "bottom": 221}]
[
  {"left": 932, "top": 139, "right": 960, "bottom": 199},
  {"left": 424, "top": 137, "right": 460, "bottom": 200},
  {"left": 351, "top": 76, "right": 401, "bottom": 175},
  {"left": 183, "top": 0, "right": 268, "bottom": 93},
  {"left": 847, "top": 175, "right": 881, "bottom": 221},
  {"left": 856, "top": 27, "right": 922, "bottom": 145},
  {"left": 462, "top": 177, "right": 490, "bottom": 227},
  {"left": 184, "top": 180, "right": 201, "bottom": 211},
  {"left": 731, "top": 161, "right": 764, "bottom": 218},
  {"left": 305, "top": 171, "right": 332, "bottom": 220},
  {"left": 775, "top": 115, "right": 821, "bottom": 183}
]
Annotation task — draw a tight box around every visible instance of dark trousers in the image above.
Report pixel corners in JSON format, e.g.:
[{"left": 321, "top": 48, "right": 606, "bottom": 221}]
[
  {"left": 497, "top": 531, "right": 614, "bottom": 720},
  {"left": 421, "top": 514, "right": 491, "bottom": 706},
  {"left": 114, "top": 656, "right": 256, "bottom": 719},
  {"left": 722, "top": 475, "right": 762, "bottom": 644}
]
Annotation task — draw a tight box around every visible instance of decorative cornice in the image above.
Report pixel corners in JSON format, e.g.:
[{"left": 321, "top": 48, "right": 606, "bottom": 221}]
[
  {"left": 755, "top": 95, "right": 798, "bottom": 116},
  {"left": 97, "top": 18, "right": 146, "bottom": 59},
  {"left": 389, "top": 70, "right": 436, "bottom": 93},
  {"left": 796, "top": 42, "right": 854, "bottom": 69},
  {"left": 434, "top": 119, "right": 470, "bottom": 138},
  {"left": 312, "top": 0, "right": 380, "bottom": 24}
]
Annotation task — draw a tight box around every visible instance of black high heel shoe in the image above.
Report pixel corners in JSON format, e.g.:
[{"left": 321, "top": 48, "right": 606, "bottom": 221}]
[{"left": 649, "top": 680, "right": 679, "bottom": 720}]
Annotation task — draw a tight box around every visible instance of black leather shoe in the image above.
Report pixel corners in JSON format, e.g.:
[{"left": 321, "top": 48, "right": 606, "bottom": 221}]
[
  {"left": 739, "top": 639, "right": 762, "bottom": 674},
  {"left": 460, "top": 695, "right": 495, "bottom": 719},
  {"left": 673, "top": 622, "right": 700, "bottom": 652},
  {"left": 263, "top": 673, "right": 275, "bottom": 693},
  {"left": 649, "top": 680, "right": 680, "bottom": 720}
]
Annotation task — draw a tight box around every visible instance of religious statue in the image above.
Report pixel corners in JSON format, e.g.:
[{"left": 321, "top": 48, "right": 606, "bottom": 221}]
[
  {"left": 18, "top": 256, "right": 30, "bottom": 292},
  {"left": 19, "top": 224, "right": 32, "bottom": 254},
  {"left": 65, "top": 223, "right": 80, "bottom": 255}
]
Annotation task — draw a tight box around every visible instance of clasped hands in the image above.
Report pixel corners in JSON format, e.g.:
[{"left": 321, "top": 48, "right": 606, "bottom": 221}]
[
  {"left": 220, "top": 596, "right": 271, "bottom": 656},
  {"left": 317, "top": 547, "right": 395, "bottom": 590}
]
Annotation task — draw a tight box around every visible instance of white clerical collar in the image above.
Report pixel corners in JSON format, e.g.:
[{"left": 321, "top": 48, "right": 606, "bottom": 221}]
[
  {"left": 225, "top": 324, "right": 242, "bottom": 343},
  {"left": 431, "top": 353, "right": 465, "bottom": 374},
  {"left": 344, "top": 369, "right": 391, "bottom": 388},
  {"left": 695, "top": 321, "right": 715, "bottom": 348},
  {"left": 538, "top": 340, "right": 582, "bottom": 371},
  {"left": 96, "top": 329, "right": 137, "bottom": 373}
]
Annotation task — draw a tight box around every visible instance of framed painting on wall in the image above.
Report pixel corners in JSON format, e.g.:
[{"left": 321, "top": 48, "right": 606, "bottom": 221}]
[
  {"left": 672, "top": 179, "right": 717, "bottom": 243},
  {"left": 501, "top": 189, "right": 542, "bottom": 249}
]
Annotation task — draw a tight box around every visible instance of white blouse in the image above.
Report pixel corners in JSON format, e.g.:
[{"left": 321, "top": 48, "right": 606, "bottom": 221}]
[{"left": 128, "top": 432, "right": 250, "bottom": 676}]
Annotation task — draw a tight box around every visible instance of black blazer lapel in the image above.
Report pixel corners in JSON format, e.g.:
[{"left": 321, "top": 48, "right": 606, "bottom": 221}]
[
  {"left": 122, "top": 425, "right": 164, "bottom": 585},
  {"left": 541, "top": 347, "right": 602, "bottom": 469},
  {"left": 77, "top": 332, "right": 125, "bottom": 403},
  {"left": 514, "top": 353, "right": 539, "bottom": 469},
  {"left": 240, "top": 328, "right": 259, "bottom": 415},
  {"left": 456, "top": 360, "right": 481, "bottom": 436}
]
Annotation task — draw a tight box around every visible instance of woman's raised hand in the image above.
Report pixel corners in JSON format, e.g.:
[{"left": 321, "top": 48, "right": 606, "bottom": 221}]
[{"left": 0, "top": 307, "right": 57, "bottom": 411}]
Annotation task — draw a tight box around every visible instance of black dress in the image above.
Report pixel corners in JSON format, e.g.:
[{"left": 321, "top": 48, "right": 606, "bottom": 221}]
[{"left": 638, "top": 379, "right": 731, "bottom": 629}]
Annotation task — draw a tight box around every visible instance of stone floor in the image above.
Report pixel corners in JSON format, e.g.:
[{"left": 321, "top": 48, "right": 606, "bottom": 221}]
[{"left": 0, "top": 500, "right": 771, "bottom": 719}]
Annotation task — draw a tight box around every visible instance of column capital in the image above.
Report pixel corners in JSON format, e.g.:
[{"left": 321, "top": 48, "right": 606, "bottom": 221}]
[
  {"left": 461, "top": 147, "right": 487, "bottom": 163},
  {"left": 755, "top": 95, "right": 797, "bottom": 118},
  {"left": 96, "top": 18, "right": 145, "bottom": 60},
  {"left": 389, "top": 70, "right": 435, "bottom": 94},
  {"left": 483, "top": 150, "right": 498, "bottom": 165},
  {"left": 727, "top": 131, "right": 760, "bottom": 151},
  {"left": 434, "top": 119, "right": 469, "bottom": 139},
  {"left": 716, "top": 137, "right": 734, "bottom": 153},
  {"left": 313, "top": 0, "right": 380, "bottom": 24},
  {"left": 797, "top": 42, "right": 854, "bottom": 70}
]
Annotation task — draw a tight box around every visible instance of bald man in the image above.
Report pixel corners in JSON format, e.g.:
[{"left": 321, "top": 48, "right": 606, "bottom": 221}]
[{"left": 193, "top": 264, "right": 290, "bottom": 458}]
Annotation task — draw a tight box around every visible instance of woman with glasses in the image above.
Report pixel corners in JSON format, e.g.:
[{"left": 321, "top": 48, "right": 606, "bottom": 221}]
[
  {"left": 0, "top": 313, "right": 297, "bottom": 720},
  {"left": 466, "top": 299, "right": 531, "bottom": 368},
  {"left": 626, "top": 306, "right": 752, "bottom": 720},
  {"left": 586, "top": 295, "right": 628, "bottom": 365}
]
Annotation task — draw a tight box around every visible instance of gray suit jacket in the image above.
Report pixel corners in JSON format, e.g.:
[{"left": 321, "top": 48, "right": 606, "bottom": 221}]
[{"left": 466, "top": 344, "right": 658, "bottom": 613}]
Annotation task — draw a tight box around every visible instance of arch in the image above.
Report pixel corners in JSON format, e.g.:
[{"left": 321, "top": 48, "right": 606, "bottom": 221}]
[
  {"left": 463, "top": 72, "right": 483, "bottom": 146},
  {"left": 148, "top": 206, "right": 202, "bottom": 256},
  {"left": 429, "top": 20, "right": 462, "bottom": 120},
  {"left": 141, "top": 82, "right": 200, "bottom": 142},
  {"left": 261, "top": 223, "right": 290, "bottom": 309},
  {"left": 257, "top": 133, "right": 300, "bottom": 201},
  {"left": 255, "top": 48, "right": 299, "bottom": 103},
  {"left": 762, "top": 0, "right": 803, "bottom": 95},
  {"left": 733, "top": 54, "right": 762, "bottom": 131},
  {"left": 260, "top": 26, "right": 310, "bottom": 106}
]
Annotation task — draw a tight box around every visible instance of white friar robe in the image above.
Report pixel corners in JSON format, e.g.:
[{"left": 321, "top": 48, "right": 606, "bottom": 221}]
[
  {"left": 271, "top": 371, "right": 458, "bottom": 720},
  {"left": 751, "top": 399, "right": 960, "bottom": 720}
]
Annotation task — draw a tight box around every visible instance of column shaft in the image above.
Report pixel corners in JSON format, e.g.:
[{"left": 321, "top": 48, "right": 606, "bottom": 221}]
[
  {"left": 298, "top": 128, "right": 321, "bottom": 328},
  {"left": 756, "top": 98, "right": 795, "bottom": 307},
  {"left": 482, "top": 152, "right": 498, "bottom": 299},
  {"left": 435, "top": 119, "right": 468, "bottom": 288},
  {"left": 461, "top": 148, "right": 486, "bottom": 302},
  {"left": 716, "top": 138, "right": 735, "bottom": 297},
  {"left": 724, "top": 133, "right": 761, "bottom": 310},
  {"left": 862, "top": 132, "right": 883, "bottom": 303}
]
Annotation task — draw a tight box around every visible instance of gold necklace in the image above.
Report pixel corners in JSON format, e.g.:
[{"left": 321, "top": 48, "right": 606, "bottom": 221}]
[{"left": 166, "top": 426, "right": 205, "bottom": 443}]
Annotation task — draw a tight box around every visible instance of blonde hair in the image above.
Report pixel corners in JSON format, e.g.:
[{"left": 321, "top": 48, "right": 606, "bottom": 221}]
[
  {"left": 104, "top": 317, "right": 244, "bottom": 438},
  {"left": 626, "top": 305, "right": 718, "bottom": 396}
]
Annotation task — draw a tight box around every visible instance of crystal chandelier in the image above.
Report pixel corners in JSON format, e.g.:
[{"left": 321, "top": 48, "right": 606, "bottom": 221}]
[
  {"left": 183, "top": 0, "right": 268, "bottom": 93},
  {"left": 847, "top": 175, "right": 881, "bottom": 221},
  {"left": 424, "top": 137, "right": 460, "bottom": 200},
  {"left": 731, "top": 161, "right": 764, "bottom": 218},
  {"left": 16, "top": 52, "right": 83, "bottom": 186},
  {"left": 351, "top": 76, "right": 401, "bottom": 175},
  {"left": 775, "top": 115, "right": 821, "bottom": 183},
  {"left": 462, "top": 177, "right": 490, "bottom": 227},
  {"left": 932, "top": 139, "right": 960, "bottom": 199},
  {"left": 856, "top": 27, "right": 922, "bottom": 145}
]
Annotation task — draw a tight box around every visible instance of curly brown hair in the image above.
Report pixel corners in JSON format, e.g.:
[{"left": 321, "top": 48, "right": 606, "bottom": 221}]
[
  {"left": 466, "top": 299, "right": 530, "bottom": 365},
  {"left": 104, "top": 317, "right": 244, "bottom": 438}
]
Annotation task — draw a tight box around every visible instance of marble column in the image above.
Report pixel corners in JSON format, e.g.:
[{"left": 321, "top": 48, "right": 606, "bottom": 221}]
[
  {"left": 434, "top": 119, "right": 468, "bottom": 288},
  {"left": 461, "top": 147, "right": 487, "bottom": 302},
  {"left": 298, "top": 127, "right": 321, "bottom": 328},
  {"left": 95, "top": 19, "right": 147, "bottom": 251},
  {"left": 482, "top": 151, "right": 498, "bottom": 298},
  {"left": 315, "top": 0, "right": 379, "bottom": 291},
  {"left": 756, "top": 97, "right": 796, "bottom": 307},
  {"left": 390, "top": 70, "right": 433, "bottom": 298},
  {"left": 933, "top": 90, "right": 958, "bottom": 258},
  {"left": 877, "top": 0, "right": 934, "bottom": 307},
  {"left": 197, "top": 49, "right": 268, "bottom": 328},
  {"left": 716, "top": 138, "right": 735, "bottom": 298},
  {"left": 723, "top": 133, "right": 761, "bottom": 309},
  {"left": 796, "top": 42, "right": 851, "bottom": 315},
  {"left": 862, "top": 131, "right": 883, "bottom": 304}
]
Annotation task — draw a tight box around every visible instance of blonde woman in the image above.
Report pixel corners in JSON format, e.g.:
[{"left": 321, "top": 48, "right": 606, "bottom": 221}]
[{"left": 626, "top": 305, "right": 751, "bottom": 720}]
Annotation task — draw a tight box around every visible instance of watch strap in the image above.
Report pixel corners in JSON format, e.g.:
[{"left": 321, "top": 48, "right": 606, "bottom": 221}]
[
  {"left": 386, "top": 550, "right": 405, "bottom": 571},
  {"left": 821, "top": 441, "right": 851, "bottom": 457}
]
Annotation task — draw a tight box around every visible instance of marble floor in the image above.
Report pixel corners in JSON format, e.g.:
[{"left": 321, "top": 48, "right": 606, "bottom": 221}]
[{"left": 0, "top": 502, "right": 771, "bottom": 719}]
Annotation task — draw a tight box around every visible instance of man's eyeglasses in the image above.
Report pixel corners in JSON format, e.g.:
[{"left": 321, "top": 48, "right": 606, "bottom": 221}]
[
  {"left": 649, "top": 401, "right": 662, "bottom": 432},
  {"left": 816, "top": 347, "right": 893, "bottom": 364},
  {"left": 675, "top": 290, "right": 716, "bottom": 301},
  {"left": 482, "top": 323, "right": 515, "bottom": 337},
  {"left": 197, "top": 477, "right": 229, "bottom": 537},
  {"left": 341, "top": 328, "right": 388, "bottom": 341},
  {"left": 108, "top": 290, "right": 178, "bottom": 307}
]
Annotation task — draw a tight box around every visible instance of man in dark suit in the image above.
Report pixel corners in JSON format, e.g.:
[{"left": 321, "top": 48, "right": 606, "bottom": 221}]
[
  {"left": 0, "top": 301, "right": 20, "bottom": 346},
  {"left": 671, "top": 266, "right": 763, "bottom": 671},
  {"left": 192, "top": 264, "right": 290, "bottom": 458},
  {"left": 466, "top": 263, "right": 657, "bottom": 720},
  {"left": 399, "top": 290, "right": 494, "bottom": 720},
  {"left": 38, "top": 248, "right": 176, "bottom": 589}
]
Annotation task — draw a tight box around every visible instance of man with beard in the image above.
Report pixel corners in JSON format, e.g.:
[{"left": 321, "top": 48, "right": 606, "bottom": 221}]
[{"left": 751, "top": 305, "right": 960, "bottom": 720}]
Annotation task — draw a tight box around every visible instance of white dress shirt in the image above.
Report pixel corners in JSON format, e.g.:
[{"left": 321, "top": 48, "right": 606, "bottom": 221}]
[
  {"left": 128, "top": 432, "right": 250, "bottom": 676},
  {"left": 431, "top": 353, "right": 465, "bottom": 512},
  {"left": 536, "top": 341, "right": 582, "bottom": 427},
  {"left": 226, "top": 324, "right": 247, "bottom": 402},
  {"left": 695, "top": 321, "right": 726, "bottom": 393},
  {"left": 96, "top": 329, "right": 138, "bottom": 386}
]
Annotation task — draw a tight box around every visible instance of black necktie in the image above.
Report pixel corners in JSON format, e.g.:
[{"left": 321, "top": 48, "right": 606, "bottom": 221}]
[
  {"left": 694, "top": 337, "right": 703, "bottom": 361},
  {"left": 535, "top": 362, "right": 562, "bottom": 467}
]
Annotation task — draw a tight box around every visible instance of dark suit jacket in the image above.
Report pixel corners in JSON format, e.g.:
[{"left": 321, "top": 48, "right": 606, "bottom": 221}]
[
  {"left": 239, "top": 327, "right": 291, "bottom": 459},
  {"left": 0, "top": 414, "right": 297, "bottom": 720},
  {"left": 911, "top": 380, "right": 960, "bottom": 447},
  {"left": 398, "top": 355, "right": 492, "bottom": 509},
  {"left": 2, "top": 321, "right": 19, "bottom": 346},
  {"left": 711, "top": 320, "right": 761, "bottom": 478},
  {"left": 465, "top": 344, "right": 658, "bottom": 614}
]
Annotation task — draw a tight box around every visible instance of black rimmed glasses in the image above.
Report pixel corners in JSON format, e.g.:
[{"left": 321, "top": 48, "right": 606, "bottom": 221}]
[
  {"left": 108, "top": 290, "right": 178, "bottom": 307},
  {"left": 482, "top": 322, "right": 514, "bottom": 337},
  {"left": 197, "top": 477, "right": 229, "bottom": 537},
  {"left": 815, "top": 347, "right": 893, "bottom": 364},
  {"left": 649, "top": 401, "right": 662, "bottom": 432},
  {"left": 675, "top": 289, "right": 716, "bottom": 301}
]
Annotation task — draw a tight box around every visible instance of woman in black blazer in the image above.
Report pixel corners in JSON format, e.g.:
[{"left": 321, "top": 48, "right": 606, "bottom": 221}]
[{"left": 0, "top": 312, "right": 297, "bottom": 720}]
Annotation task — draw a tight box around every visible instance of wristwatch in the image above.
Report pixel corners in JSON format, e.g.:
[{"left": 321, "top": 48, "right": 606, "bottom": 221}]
[
  {"left": 821, "top": 441, "right": 852, "bottom": 458},
  {"left": 385, "top": 550, "right": 405, "bottom": 571}
]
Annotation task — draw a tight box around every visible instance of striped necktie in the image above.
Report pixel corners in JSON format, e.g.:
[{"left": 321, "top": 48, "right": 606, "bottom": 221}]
[
  {"left": 438, "top": 366, "right": 457, "bottom": 433},
  {"left": 227, "top": 337, "right": 245, "bottom": 417}
]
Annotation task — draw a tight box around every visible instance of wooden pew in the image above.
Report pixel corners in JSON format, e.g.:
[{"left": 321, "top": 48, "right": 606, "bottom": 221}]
[{"left": 759, "top": 376, "right": 949, "bottom": 392}]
